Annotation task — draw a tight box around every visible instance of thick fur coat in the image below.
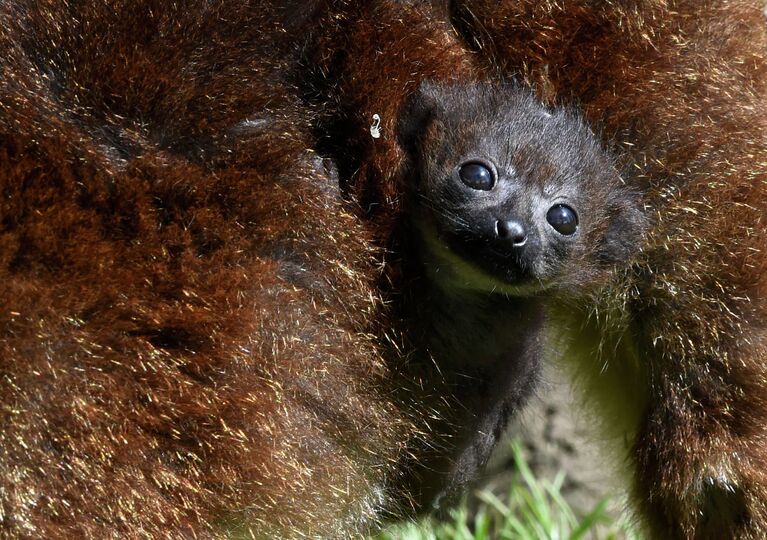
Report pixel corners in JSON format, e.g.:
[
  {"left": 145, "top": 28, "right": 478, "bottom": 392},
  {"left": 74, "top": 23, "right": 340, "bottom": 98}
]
[
  {"left": 1, "top": 1, "right": 766, "bottom": 539},
  {"left": 0, "top": 2, "right": 412, "bottom": 537}
]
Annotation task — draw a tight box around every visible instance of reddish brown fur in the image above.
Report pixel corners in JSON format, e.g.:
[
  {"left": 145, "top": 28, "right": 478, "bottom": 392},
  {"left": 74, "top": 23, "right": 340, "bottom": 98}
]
[
  {"left": 451, "top": 1, "right": 767, "bottom": 537},
  {"left": 3, "top": 0, "right": 767, "bottom": 538},
  {"left": 0, "top": 1, "right": 458, "bottom": 537},
  {"left": 299, "top": 1, "right": 478, "bottom": 218}
]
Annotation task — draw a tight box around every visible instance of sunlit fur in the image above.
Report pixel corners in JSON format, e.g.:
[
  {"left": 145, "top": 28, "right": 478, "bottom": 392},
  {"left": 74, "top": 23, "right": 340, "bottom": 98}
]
[
  {"left": 0, "top": 1, "right": 498, "bottom": 537},
  {"left": 451, "top": 1, "right": 767, "bottom": 537},
  {"left": 2, "top": 0, "right": 767, "bottom": 538},
  {"left": 0, "top": 2, "right": 433, "bottom": 537}
]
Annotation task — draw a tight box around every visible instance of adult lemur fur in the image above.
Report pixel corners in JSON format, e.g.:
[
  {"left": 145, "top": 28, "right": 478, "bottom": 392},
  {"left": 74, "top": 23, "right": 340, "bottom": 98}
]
[{"left": 2, "top": 0, "right": 766, "bottom": 538}]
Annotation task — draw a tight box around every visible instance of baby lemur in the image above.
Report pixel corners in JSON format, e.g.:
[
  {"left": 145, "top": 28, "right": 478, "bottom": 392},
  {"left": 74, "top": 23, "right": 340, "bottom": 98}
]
[{"left": 394, "top": 82, "right": 644, "bottom": 506}]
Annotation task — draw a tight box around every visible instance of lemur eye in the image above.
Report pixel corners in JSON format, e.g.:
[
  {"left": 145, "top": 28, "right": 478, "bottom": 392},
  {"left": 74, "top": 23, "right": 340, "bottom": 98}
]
[
  {"left": 546, "top": 204, "right": 578, "bottom": 235},
  {"left": 458, "top": 161, "right": 495, "bottom": 190}
]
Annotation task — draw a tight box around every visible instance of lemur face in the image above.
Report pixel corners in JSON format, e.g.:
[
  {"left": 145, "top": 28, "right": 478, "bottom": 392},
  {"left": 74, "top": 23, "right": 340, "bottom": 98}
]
[
  {"left": 427, "top": 154, "right": 583, "bottom": 290},
  {"left": 399, "top": 82, "right": 644, "bottom": 295}
]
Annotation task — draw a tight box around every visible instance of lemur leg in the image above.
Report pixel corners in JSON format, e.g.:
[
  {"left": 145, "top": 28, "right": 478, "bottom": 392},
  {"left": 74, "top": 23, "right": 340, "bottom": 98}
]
[{"left": 632, "top": 320, "right": 767, "bottom": 539}]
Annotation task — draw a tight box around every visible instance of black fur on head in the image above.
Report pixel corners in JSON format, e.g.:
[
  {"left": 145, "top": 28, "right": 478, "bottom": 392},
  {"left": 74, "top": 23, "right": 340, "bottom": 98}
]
[{"left": 398, "top": 81, "right": 645, "bottom": 295}]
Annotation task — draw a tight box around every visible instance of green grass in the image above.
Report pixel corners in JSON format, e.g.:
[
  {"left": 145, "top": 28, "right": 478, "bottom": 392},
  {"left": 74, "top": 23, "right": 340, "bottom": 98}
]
[{"left": 375, "top": 442, "right": 640, "bottom": 540}]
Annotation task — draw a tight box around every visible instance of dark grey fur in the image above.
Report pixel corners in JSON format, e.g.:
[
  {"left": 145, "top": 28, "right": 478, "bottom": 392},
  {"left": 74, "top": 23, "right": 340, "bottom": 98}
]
[{"left": 396, "top": 82, "right": 644, "bottom": 508}]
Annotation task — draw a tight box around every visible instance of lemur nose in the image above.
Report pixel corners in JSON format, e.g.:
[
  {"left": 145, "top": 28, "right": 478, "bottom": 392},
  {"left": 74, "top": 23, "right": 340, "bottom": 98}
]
[{"left": 495, "top": 219, "right": 527, "bottom": 247}]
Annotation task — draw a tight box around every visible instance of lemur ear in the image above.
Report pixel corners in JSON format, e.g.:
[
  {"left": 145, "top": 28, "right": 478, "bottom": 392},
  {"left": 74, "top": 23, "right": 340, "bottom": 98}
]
[
  {"left": 397, "top": 80, "right": 442, "bottom": 155},
  {"left": 597, "top": 191, "right": 647, "bottom": 265}
]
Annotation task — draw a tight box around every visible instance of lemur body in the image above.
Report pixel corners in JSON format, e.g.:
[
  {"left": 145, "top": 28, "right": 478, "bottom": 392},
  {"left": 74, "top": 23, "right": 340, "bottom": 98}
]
[
  {"left": 0, "top": 2, "right": 415, "bottom": 537},
  {"left": 393, "top": 82, "right": 643, "bottom": 507},
  {"left": 0, "top": 1, "right": 639, "bottom": 531}
]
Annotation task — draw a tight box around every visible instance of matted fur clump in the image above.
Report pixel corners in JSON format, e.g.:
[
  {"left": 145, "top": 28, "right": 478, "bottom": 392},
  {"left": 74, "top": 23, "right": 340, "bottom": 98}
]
[{"left": 2, "top": 1, "right": 767, "bottom": 539}]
